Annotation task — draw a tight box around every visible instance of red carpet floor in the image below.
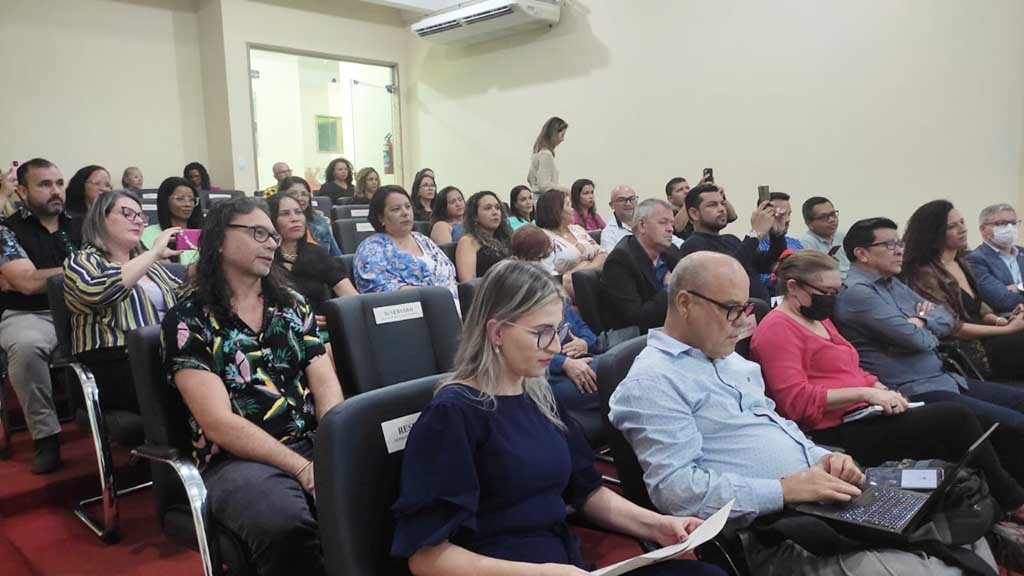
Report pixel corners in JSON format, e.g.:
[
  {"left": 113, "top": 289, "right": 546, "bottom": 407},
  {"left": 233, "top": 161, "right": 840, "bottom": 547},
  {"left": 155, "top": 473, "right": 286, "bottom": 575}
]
[{"left": 2, "top": 425, "right": 1020, "bottom": 575}]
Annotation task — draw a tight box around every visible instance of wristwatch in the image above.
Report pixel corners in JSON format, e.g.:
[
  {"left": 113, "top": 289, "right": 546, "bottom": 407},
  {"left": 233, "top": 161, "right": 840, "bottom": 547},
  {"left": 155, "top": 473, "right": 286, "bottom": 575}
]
[{"left": 745, "top": 229, "right": 760, "bottom": 239}]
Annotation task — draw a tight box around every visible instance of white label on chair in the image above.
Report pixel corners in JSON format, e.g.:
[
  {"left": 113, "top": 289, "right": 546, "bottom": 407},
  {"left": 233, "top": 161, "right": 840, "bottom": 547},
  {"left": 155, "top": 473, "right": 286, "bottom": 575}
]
[
  {"left": 356, "top": 222, "right": 374, "bottom": 232},
  {"left": 372, "top": 301, "right": 424, "bottom": 325},
  {"left": 770, "top": 296, "right": 784, "bottom": 309},
  {"left": 351, "top": 209, "right": 369, "bottom": 217},
  {"left": 381, "top": 412, "right": 421, "bottom": 454}
]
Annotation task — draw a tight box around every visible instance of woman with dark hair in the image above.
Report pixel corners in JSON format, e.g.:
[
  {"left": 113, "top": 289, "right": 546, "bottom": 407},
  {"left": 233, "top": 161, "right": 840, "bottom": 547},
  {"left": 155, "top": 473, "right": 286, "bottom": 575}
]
[
  {"left": 527, "top": 116, "right": 568, "bottom": 194},
  {"left": 142, "top": 177, "right": 203, "bottom": 265},
  {"left": 410, "top": 171, "right": 437, "bottom": 222},
  {"left": 508, "top": 184, "right": 534, "bottom": 230},
  {"left": 570, "top": 178, "right": 605, "bottom": 232},
  {"left": 429, "top": 186, "right": 465, "bottom": 245},
  {"left": 454, "top": 191, "right": 511, "bottom": 282},
  {"left": 752, "top": 249, "right": 1024, "bottom": 521},
  {"left": 351, "top": 167, "right": 381, "bottom": 205},
  {"left": 534, "top": 188, "right": 605, "bottom": 277},
  {"left": 354, "top": 185, "right": 458, "bottom": 308},
  {"left": 121, "top": 166, "right": 143, "bottom": 192},
  {"left": 66, "top": 165, "right": 112, "bottom": 216},
  {"left": 278, "top": 176, "right": 341, "bottom": 257},
  {"left": 392, "top": 260, "right": 723, "bottom": 576},
  {"left": 183, "top": 161, "right": 214, "bottom": 191},
  {"left": 267, "top": 192, "right": 356, "bottom": 328},
  {"left": 320, "top": 157, "right": 354, "bottom": 204},
  {"left": 901, "top": 199, "right": 1024, "bottom": 380},
  {"left": 64, "top": 190, "right": 184, "bottom": 429}
]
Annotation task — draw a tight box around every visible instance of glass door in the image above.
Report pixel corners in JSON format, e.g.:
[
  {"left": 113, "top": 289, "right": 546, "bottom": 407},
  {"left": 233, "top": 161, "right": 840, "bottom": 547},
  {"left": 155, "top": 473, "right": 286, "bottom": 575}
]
[{"left": 248, "top": 48, "right": 402, "bottom": 192}]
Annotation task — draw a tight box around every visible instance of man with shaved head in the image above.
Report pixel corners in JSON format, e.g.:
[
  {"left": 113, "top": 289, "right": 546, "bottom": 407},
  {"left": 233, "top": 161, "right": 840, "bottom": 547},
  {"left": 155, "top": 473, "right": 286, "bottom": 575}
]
[
  {"left": 609, "top": 252, "right": 996, "bottom": 573},
  {"left": 262, "top": 162, "right": 292, "bottom": 196},
  {"left": 600, "top": 185, "right": 683, "bottom": 253}
]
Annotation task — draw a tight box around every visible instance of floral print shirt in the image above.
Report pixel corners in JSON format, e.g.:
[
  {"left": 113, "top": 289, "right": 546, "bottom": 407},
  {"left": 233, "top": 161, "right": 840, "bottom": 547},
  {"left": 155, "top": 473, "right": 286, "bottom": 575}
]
[
  {"left": 354, "top": 231, "right": 459, "bottom": 305},
  {"left": 161, "top": 291, "right": 325, "bottom": 468}
]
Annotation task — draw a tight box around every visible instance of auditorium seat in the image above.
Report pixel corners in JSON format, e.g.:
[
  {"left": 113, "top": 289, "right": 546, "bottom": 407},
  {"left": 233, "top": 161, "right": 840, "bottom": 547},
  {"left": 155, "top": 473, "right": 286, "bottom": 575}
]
[
  {"left": 589, "top": 229, "right": 601, "bottom": 245},
  {"left": 332, "top": 205, "right": 371, "bottom": 221},
  {"left": 199, "top": 190, "right": 244, "bottom": 212},
  {"left": 322, "top": 287, "right": 461, "bottom": 397},
  {"left": 128, "top": 325, "right": 251, "bottom": 576},
  {"left": 457, "top": 278, "right": 483, "bottom": 317},
  {"left": 332, "top": 218, "right": 377, "bottom": 254},
  {"left": 571, "top": 268, "right": 606, "bottom": 333},
  {"left": 438, "top": 241, "right": 457, "bottom": 265},
  {"left": 316, "top": 373, "right": 442, "bottom": 575},
  {"left": 312, "top": 195, "right": 332, "bottom": 217}
]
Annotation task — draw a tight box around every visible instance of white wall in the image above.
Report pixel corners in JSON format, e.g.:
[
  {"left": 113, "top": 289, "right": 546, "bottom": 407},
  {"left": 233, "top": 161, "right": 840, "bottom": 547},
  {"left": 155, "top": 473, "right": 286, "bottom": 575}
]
[
  {"left": 216, "top": 0, "right": 414, "bottom": 191},
  {"left": 407, "top": 0, "right": 1024, "bottom": 242},
  {"left": 0, "top": 0, "right": 208, "bottom": 189}
]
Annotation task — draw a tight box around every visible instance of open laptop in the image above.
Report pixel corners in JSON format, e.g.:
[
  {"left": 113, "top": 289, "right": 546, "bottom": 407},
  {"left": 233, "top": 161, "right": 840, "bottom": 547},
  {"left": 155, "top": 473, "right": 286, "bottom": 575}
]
[{"left": 794, "top": 423, "right": 998, "bottom": 537}]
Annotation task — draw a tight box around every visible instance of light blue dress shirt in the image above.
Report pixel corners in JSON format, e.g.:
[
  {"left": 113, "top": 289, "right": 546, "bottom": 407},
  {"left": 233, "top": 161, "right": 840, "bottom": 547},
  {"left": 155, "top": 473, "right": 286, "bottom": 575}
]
[{"left": 608, "top": 330, "right": 830, "bottom": 526}]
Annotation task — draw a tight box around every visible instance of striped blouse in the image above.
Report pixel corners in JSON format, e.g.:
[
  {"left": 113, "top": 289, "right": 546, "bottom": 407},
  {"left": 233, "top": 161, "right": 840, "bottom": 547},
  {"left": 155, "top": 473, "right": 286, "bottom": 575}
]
[{"left": 64, "top": 245, "right": 185, "bottom": 355}]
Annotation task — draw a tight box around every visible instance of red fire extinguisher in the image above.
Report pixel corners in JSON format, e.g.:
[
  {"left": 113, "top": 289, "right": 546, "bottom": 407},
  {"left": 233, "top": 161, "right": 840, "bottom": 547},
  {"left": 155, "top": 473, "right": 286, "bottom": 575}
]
[{"left": 383, "top": 133, "right": 394, "bottom": 175}]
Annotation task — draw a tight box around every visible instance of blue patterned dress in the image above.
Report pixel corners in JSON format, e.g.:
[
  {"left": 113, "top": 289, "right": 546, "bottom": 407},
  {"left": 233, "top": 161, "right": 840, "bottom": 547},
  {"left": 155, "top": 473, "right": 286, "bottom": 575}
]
[{"left": 353, "top": 232, "right": 459, "bottom": 310}]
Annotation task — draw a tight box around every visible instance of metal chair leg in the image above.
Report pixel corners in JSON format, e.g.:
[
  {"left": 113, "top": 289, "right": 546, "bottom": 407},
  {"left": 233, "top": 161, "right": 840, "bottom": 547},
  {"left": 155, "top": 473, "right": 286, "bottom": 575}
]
[
  {"left": 133, "top": 447, "right": 219, "bottom": 576},
  {"left": 66, "top": 361, "right": 153, "bottom": 544}
]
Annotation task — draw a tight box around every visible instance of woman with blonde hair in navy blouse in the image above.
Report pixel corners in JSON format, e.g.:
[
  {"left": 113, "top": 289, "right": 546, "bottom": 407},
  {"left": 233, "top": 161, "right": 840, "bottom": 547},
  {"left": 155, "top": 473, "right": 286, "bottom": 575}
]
[{"left": 391, "top": 260, "right": 724, "bottom": 576}]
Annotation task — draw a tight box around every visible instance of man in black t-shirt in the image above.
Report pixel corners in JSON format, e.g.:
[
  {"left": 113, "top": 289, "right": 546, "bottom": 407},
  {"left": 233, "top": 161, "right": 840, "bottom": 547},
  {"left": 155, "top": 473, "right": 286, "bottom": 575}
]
[
  {"left": 0, "top": 158, "right": 82, "bottom": 473},
  {"left": 677, "top": 183, "right": 784, "bottom": 301}
]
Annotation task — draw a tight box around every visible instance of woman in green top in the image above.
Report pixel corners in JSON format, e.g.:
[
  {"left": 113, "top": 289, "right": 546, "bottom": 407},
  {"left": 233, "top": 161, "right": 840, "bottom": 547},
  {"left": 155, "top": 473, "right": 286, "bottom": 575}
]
[
  {"left": 141, "top": 177, "right": 204, "bottom": 264},
  {"left": 508, "top": 184, "right": 534, "bottom": 230}
]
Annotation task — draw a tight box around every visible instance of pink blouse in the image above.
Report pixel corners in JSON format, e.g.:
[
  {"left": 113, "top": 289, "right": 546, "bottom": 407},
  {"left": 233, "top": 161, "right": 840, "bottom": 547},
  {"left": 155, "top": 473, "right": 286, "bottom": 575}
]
[
  {"left": 572, "top": 210, "right": 606, "bottom": 232},
  {"left": 750, "top": 309, "right": 877, "bottom": 431}
]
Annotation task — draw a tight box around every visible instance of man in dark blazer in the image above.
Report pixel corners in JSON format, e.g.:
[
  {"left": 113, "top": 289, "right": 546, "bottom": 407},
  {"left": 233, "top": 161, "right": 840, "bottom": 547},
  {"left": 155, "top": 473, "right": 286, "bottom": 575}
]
[
  {"left": 966, "top": 203, "right": 1024, "bottom": 314},
  {"left": 601, "top": 198, "right": 682, "bottom": 331}
]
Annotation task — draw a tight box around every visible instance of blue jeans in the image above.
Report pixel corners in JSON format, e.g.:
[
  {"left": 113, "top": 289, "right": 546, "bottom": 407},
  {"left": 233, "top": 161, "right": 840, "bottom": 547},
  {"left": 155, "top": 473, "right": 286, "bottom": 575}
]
[{"left": 549, "top": 355, "right": 602, "bottom": 413}]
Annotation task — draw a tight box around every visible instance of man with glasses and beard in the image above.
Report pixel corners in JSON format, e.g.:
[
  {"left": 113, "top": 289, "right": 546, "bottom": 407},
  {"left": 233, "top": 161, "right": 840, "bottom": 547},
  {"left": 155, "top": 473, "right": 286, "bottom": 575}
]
[
  {"left": 677, "top": 183, "right": 784, "bottom": 301},
  {"left": 0, "top": 158, "right": 82, "bottom": 473},
  {"left": 162, "top": 197, "right": 343, "bottom": 575},
  {"left": 800, "top": 196, "right": 850, "bottom": 279}
]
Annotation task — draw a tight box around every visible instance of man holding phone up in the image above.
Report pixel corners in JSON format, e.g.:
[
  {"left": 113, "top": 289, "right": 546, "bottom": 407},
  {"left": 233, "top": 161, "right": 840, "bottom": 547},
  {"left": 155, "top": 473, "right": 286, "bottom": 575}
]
[{"left": 677, "top": 183, "right": 786, "bottom": 301}]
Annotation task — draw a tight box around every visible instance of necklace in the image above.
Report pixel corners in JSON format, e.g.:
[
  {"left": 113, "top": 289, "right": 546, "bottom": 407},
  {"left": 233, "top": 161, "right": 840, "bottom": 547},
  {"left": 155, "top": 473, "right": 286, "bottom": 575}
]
[{"left": 280, "top": 251, "right": 297, "bottom": 263}]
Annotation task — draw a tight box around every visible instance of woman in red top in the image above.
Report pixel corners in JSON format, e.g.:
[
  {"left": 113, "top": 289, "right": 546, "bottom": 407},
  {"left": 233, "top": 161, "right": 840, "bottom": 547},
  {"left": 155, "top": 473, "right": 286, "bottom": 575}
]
[
  {"left": 751, "top": 250, "right": 1024, "bottom": 519},
  {"left": 570, "top": 178, "right": 605, "bottom": 231}
]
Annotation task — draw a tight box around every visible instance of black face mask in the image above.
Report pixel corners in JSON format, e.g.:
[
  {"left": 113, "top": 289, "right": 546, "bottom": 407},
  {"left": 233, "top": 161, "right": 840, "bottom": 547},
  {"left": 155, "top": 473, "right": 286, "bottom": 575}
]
[{"left": 800, "top": 292, "right": 836, "bottom": 321}]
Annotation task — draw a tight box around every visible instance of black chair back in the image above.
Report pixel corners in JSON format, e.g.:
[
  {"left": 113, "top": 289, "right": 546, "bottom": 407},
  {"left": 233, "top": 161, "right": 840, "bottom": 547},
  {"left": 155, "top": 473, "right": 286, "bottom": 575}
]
[
  {"left": 572, "top": 268, "right": 606, "bottom": 333},
  {"left": 138, "top": 189, "right": 160, "bottom": 223},
  {"left": 412, "top": 221, "right": 431, "bottom": 236},
  {"left": 438, "top": 242, "right": 456, "bottom": 265},
  {"left": 46, "top": 276, "right": 74, "bottom": 364},
  {"left": 734, "top": 298, "right": 770, "bottom": 360},
  {"left": 312, "top": 195, "right": 332, "bottom": 217},
  {"left": 595, "top": 335, "right": 655, "bottom": 510},
  {"left": 589, "top": 229, "right": 602, "bottom": 245},
  {"left": 316, "top": 374, "right": 442, "bottom": 575},
  {"left": 199, "top": 190, "right": 244, "bottom": 211},
  {"left": 332, "top": 205, "right": 371, "bottom": 221},
  {"left": 457, "top": 278, "right": 483, "bottom": 318},
  {"left": 333, "top": 218, "right": 377, "bottom": 254},
  {"left": 322, "top": 287, "right": 461, "bottom": 397},
  {"left": 127, "top": 326, "right": 250, "bottom": 571}
]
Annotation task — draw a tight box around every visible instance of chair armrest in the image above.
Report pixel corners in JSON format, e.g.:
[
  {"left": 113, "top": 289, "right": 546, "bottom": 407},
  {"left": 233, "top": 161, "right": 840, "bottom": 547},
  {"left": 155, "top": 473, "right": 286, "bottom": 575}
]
[
  {"left": 132, "top": 444, "right": 181, "bottom": 462},
  {"left": 131, "top": 445, "right": 218, "bottom": 576}
]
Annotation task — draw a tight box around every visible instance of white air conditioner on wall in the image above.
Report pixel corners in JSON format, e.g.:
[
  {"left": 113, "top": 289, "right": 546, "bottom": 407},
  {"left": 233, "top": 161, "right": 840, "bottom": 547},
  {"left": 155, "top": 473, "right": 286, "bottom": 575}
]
[{"left": 411, "top": 0, "right": 560, "bottom": 45}]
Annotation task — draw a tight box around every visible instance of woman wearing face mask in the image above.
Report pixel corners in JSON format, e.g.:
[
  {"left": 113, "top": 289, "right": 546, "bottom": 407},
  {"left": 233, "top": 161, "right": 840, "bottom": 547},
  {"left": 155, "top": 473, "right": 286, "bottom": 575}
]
[
  {"left": 750, "top": 250, "right": 1024, "bottom": 520},
  {"left": 901, "top": 200, "right": 1024, "bottom": 381}
]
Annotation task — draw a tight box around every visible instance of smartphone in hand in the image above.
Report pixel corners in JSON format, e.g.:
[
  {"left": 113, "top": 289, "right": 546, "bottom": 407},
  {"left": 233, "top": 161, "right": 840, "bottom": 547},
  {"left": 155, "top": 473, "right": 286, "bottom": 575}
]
[
  {"left": 703, "top": 167, "right": 714, "bottom": 183},
  {"left": 175, "top": 229, "right": 202, "bottom": 251},
  {"left": 757, "top": 185, "right": 770, "bottom": 205}
]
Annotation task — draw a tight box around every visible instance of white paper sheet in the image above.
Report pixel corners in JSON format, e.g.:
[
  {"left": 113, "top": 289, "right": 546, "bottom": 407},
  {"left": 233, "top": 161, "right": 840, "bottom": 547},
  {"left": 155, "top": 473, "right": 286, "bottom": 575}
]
[{"left": 590, "top": 499, "right": 735, "bottom": 576}]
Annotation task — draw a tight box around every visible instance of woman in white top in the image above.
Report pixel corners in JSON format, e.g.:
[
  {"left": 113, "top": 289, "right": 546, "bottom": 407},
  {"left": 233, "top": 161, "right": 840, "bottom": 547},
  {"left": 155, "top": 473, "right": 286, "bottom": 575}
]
[
  {"left": 534, "top": 189, "right": 605, "bottom": 300},
  {"left": 527, "top": 116, "right": 568, "bottom": 194}
]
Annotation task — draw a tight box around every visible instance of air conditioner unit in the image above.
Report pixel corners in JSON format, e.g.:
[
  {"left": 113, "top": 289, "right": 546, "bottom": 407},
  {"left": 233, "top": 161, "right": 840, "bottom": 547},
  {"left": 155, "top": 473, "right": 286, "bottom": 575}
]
[{"left": 411, "top": 0, "right": 560, "bottom": 45}]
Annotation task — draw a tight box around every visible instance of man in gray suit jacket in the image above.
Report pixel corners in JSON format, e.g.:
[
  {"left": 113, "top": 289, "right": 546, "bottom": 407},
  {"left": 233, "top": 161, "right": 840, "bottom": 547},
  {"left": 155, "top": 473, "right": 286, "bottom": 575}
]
[{"left": 966, "top": 203, "right": 1024, "bottom": 314}]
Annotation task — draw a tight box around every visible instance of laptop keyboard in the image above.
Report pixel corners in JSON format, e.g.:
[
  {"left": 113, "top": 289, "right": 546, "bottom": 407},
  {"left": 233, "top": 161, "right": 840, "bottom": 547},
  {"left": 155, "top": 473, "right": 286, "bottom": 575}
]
[{"left": 836, "top": 489, "right": 929, "bottom": 530}]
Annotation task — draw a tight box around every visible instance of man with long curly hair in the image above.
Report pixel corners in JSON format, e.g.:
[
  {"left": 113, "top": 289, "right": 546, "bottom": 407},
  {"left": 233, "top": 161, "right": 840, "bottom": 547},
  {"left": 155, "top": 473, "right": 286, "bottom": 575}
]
[{"left": 161, "top": 196, "right": 343, "bottom": 576}]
